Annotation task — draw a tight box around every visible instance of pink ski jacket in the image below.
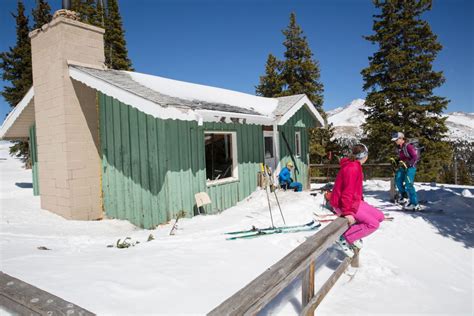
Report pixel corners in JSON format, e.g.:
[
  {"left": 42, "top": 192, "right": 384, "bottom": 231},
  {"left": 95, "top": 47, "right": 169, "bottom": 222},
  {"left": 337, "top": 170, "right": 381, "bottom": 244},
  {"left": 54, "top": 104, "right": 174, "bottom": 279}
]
[{"left": 330, "top": 157, "right": 363, "bottom": 216}]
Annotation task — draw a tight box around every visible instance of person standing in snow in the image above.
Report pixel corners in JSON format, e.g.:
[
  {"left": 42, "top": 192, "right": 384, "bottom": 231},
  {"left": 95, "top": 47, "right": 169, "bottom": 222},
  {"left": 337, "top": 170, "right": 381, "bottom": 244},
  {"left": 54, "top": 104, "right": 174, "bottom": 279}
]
[
  {"left": 391, "top": 132, "right": 420, "bottom": 211},
  {"left": 278, "top": 162, "right": 302, "bottom": 192},
  {"left": 329, "top": 144, "right": 384, "bottom": 255}
]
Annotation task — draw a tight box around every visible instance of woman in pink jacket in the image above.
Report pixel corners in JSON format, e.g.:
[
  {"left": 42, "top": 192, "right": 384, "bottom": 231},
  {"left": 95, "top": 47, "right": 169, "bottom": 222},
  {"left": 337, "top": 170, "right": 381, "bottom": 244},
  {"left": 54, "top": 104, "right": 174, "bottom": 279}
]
[{"left": 330, "top": 144, "right": 384, "bottom": 254}]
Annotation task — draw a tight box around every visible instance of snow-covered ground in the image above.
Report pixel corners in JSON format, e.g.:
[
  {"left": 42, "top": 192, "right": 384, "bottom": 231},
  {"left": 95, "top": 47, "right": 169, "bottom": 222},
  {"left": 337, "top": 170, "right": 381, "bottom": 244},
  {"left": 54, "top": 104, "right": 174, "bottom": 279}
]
[{"left": 0, "top": 141, "right": 473, "bottom": 315}]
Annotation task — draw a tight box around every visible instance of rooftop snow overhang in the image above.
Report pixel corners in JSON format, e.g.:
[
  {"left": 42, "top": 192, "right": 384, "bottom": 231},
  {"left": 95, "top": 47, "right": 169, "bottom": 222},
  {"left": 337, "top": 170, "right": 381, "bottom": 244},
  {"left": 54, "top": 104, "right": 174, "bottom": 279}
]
[
  {"left": 0, "top": 87, "right": 35, "bottom": 140},
  {"left": 69, "top": 63, "right": 325, "bottom": 127},
  {"left": 68, "top": 64, "right": 274, "bottom": 125}
]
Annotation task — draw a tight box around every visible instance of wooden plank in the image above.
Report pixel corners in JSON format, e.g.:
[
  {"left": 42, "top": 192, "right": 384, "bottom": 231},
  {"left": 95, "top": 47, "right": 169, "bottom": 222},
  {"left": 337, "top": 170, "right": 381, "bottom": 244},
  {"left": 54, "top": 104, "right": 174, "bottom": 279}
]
[
  {"left": 138, "top": 111, "right": 151, "bottom": 228},
  {"left": 112, "top": 98, "right": 124, "bottom": 220},
  {"left": 98, "top": 94, "right": 107, "bottom": 212},
  {"left": 0, "top": 294, "right": 40, "bottom": 316},
  {"left": 300, "top": 256, "right": 352, "bottom": 316},
  {"left": 309, "top": 163, "right": 391, "bottom": 168},
  {"left": 302, "top": 260, "right": 315, "bottom": 309},
  {"left": 156, "top": 118, "right": 168, "bottom": 222},
  {"left": 0, "top": 272, "right": 95, "bottom": 315},
  {"left": 129, "top": 107, "right": 143, "bottom": 227},
  {"left": 120, "top": 102, "right": 133, "bottom": 225},
  {"left": 147, "top": 115, "right": 159, "bottom": 227},
  {"left": 105, "top": 96, "right": 116, "bottom": 218},
  {"left": 208, "top": 218, "right": 349, "bottom": 316}
]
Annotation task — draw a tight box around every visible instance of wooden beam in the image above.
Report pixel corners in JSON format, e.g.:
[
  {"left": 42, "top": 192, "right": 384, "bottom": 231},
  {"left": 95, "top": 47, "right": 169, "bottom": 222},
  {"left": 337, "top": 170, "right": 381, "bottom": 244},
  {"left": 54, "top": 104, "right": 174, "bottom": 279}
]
[
  {"left": 208, "top": 218, "right": 349, "bottom": 316},
  {"left": 301, "top": 260, "right": 315, "bottom": 316},
  {"left": 300, "top": 256, "right": 353, "bottom": 316},
  {"left": 0, "top": 272, "right": 95, "bottom": 315}
]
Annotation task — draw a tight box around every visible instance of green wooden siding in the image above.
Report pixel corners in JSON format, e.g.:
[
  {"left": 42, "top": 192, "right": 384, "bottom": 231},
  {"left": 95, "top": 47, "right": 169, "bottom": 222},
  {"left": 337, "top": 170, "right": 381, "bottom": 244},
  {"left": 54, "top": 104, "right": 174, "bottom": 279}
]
[
  {"left": 99, "top": 93, "right": 264, "bottom": 228},
  {"left": 278, "top": 105, "right": 320, "bottom": 189},
  {"left": 28, "top": 124, "right": 39, "bottom": 196}
]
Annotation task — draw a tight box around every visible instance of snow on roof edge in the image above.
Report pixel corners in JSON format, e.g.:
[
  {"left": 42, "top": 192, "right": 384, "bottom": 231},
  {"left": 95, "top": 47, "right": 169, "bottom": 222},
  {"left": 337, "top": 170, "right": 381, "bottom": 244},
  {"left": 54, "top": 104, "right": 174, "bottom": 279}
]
[
  {"left": 69, "top": 66, "right": 198, "bottom": 122},
  {"left": 69, "top": 66, "right": 274, "bottom": 125},
  {"left": 0, "top": 87, "right": 34, "bottom": 139},
  {"left": 277, "top": 95, "right": 325, "bottom": 127},
  {"left": 127, "top": 71, "right": 279, "bottom": 117}
]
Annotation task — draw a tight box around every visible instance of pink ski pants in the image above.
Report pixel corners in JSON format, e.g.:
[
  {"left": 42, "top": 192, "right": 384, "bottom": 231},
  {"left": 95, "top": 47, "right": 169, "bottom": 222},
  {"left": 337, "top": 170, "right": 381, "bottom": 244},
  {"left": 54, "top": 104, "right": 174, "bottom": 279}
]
[{"left": 343, "top": 201, "right": 384, "bottom": 244}]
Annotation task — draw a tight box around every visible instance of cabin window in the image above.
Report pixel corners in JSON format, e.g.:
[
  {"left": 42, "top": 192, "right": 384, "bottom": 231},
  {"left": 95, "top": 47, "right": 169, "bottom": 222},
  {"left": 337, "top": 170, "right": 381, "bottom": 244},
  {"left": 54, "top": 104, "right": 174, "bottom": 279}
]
[
  {"left": 295, "top": 131, "right": 301, "bottom": 157},
  {"left": 205, "top": 132, "right": 238, "bottom": 184}
]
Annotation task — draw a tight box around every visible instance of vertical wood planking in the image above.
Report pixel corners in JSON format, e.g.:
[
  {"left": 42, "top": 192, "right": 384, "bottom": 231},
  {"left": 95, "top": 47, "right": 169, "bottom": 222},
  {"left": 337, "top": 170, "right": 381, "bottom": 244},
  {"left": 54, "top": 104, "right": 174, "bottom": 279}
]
[
  {"left": 138, "top": 112, "right": 151, "bottom": 228},
  {"left": 147, "top": 115, "right": 159, "bottom": 227},
  {"left": 120, "top": 103, "right": 133, "bottom": 224},
  {"left": 105, "top": 96, "right": 116, "bottom": 218},
  {"left": 129, "top": 107, "right": 142, "bottom": 227},
  {"left": 112, "top": 99, "right": 124, "bottom": 220},
  {"left": 99, "top": 93, "right": 273, "bottom": 227},
  {"left": 99, "top": 94, "right": 107, "bottom": 210},
  {"left": 156, "top": 118, "right": 168, "bottom": 223}
]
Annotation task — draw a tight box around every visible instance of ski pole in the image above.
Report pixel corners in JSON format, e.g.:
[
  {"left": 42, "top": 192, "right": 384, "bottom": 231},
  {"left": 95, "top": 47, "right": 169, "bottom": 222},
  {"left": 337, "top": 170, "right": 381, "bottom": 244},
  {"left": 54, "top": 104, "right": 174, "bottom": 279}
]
[
  {"left": 273, "top": 191, "right": 286, "bottom": 225},
  {"left": 261, "top": 164, "right": 275, "bottom": 228},
  {"left": 265, "top": 164, "right": 286, "bottom": 225}
]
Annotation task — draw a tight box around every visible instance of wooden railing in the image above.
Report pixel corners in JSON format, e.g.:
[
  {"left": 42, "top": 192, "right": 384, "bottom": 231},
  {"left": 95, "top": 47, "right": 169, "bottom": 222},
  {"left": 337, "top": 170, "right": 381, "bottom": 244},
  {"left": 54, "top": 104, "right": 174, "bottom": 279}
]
[
  {"left": 309, "top": 163, "right": 393, "bottom": 183},
  {"left": 208, "top": 218, "right": 358, "bottom": 316}
]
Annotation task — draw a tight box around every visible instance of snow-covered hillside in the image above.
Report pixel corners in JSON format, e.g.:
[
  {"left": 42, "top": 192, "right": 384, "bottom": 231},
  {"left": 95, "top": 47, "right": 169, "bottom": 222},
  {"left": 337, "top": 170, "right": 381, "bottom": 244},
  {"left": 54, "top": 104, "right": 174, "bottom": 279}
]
[
  {"left": 327, "top": 99, "right": 474, "bottom": 141},
  {"left": 0, "top": 142, "right": 473, "bottom": 315}
]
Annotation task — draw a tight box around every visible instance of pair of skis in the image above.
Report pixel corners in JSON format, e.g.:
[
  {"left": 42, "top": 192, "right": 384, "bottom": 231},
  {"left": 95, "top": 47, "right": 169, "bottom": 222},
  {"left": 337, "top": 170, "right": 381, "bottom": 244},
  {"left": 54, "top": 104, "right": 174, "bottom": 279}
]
[{"left": 225, "top": 220, "right": 321, "bottom": 240}]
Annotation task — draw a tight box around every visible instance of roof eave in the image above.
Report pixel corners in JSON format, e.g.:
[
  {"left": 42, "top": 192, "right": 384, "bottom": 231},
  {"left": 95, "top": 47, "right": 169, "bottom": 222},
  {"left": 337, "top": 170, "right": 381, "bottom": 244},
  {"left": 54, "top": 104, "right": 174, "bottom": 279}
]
[
  {"left": 0, "top": 87, "right": 35, "bottom": 140},
  {"left": 276, "top": 95, "right": 325, "bottom": 127}
]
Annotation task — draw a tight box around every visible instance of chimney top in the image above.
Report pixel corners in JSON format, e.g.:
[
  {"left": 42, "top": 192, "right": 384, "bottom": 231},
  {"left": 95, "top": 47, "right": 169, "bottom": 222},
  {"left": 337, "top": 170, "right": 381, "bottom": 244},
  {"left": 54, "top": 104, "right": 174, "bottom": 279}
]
[{"left": 53, "top": 9, "right": 79, "bottom": 21}]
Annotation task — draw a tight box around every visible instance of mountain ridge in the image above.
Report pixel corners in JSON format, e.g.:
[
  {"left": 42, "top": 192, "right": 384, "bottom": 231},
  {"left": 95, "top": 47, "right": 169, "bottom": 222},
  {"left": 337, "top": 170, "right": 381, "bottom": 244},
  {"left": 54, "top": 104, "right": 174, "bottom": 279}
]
[{"left": 327, "top": 99, "right": 474, "bottom": 141}]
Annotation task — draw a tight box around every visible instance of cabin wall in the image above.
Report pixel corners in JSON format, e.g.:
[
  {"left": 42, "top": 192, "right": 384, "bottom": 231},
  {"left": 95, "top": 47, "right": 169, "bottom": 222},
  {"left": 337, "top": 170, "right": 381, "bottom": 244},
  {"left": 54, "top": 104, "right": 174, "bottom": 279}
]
[
  {"left": 99, "top": 93, "right": 264, "bottom": 228},
  {"left": 278, "top": 106, "right": 319, "bottom": 189}
]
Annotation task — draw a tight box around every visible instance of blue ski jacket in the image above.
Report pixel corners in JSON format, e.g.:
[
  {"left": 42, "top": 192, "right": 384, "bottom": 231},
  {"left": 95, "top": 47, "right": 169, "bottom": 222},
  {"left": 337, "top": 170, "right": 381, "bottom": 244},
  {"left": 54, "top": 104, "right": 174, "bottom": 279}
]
[{"left": 279, "top": 167, "right": 293, "bottom": 185}]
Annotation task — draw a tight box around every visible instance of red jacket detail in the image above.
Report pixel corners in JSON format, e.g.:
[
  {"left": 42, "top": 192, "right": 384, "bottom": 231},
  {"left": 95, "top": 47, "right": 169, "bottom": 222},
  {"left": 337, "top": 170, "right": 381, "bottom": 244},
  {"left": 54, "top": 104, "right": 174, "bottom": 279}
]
[{"left": 330, "top": 157, "right": 363, "bottom": 216}]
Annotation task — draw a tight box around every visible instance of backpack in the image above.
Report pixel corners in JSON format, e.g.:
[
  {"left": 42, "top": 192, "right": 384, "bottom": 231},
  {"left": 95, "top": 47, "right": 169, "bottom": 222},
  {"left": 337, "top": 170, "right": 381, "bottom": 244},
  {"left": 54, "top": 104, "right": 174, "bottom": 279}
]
[{"left": 402, "top": 138, "right": 424, "bottom": 162}]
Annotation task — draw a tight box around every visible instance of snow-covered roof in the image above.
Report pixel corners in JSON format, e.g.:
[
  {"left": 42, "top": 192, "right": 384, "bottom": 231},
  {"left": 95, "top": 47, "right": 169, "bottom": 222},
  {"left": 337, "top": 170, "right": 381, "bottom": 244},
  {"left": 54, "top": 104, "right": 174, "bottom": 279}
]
[
  {"left": 0, "top": 66, "right": 325, "bottom": 140},
  {"left": 69, "top": 65, "right": 325, "bottom": 126},
  {"left": 0, "top": 87, "right": 35, "bottom": 140}
]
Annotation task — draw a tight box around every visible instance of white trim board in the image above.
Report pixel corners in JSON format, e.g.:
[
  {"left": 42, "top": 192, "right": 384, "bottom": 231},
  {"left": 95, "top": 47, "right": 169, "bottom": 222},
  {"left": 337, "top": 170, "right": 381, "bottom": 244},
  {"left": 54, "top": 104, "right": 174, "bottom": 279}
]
[{"left": 0, "top": 87, "right": 34, "bottom": 139}]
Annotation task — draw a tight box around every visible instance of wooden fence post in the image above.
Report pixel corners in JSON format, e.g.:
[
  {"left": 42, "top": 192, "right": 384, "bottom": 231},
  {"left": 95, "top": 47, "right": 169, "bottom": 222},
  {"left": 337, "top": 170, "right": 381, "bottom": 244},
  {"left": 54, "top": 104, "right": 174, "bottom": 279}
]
[
  {"left": 351, "top": 248, "right": 360, "bottom": 268},
  {"left": 302, "top": 259, "right": 315, "bottom": 315},
  {"left": 390, "top": 177, "right": 396, "bottom": 202}
]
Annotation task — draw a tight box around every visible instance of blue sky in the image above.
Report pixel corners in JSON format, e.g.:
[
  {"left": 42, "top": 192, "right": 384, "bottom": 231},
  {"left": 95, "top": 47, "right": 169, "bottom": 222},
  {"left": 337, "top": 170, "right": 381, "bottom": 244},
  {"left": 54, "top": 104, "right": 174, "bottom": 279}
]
[{"left": 0, "top": 0, "right": 472, "bottom": 122}]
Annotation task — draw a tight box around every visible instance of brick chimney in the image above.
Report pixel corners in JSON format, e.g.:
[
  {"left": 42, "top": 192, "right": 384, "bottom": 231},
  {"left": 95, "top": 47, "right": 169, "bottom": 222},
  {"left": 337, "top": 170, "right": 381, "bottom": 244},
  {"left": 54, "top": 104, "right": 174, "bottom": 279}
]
[{"left": 29, "top": 11, "right": 105, "bottom": 220}]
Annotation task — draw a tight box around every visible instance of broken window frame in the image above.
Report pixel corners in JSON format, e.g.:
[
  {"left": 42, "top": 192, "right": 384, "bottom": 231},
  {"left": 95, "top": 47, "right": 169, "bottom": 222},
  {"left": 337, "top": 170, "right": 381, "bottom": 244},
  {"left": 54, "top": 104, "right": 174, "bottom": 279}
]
[{"left": 204, "top": 131, "right": 238, "bottom": 186}]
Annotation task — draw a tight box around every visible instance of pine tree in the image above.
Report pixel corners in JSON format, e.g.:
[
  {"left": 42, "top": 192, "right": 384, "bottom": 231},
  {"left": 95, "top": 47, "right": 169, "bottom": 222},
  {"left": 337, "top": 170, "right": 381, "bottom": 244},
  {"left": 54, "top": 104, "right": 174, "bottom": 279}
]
[
  {"left": 95, "top": 0, "right": 105, "bottom": 28},
  {"left": 0, "top": 1, "right": 32, "bottom": 107},
  {"left": 279, "top": 13, "right": 325, "bottom": 119},
  {"left": 309, "top": 124, "right": 341, "bottom": 164},
  {"left": 104, "top": 0, "right": 133, "bottom": 70},
  {"left": 361, "top": 0, "right": 450, "bottom": 182},
  {"left": 71, "top": 0, "right": 104, "bottom": 27},
  {"left": 255, "top": 54, "right": 283, "bottom": 97},
  {"left": 0, "top": 1, "right": 32, "bottom": 163},
  {"left": 32, "top": 0, "right": 52, "bottom": 30}
]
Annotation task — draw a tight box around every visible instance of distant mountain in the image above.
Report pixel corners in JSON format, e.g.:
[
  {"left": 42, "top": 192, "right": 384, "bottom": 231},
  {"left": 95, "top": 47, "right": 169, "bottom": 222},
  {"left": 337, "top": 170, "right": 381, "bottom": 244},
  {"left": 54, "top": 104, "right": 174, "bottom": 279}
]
[{"left": 327, "top": 99, "right": 474, "bottom": 142}]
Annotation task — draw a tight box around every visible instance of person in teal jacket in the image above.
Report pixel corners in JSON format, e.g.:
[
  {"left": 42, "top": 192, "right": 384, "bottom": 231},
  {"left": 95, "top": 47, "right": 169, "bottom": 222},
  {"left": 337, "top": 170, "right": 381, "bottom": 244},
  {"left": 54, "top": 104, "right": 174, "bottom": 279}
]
[{"left": 278, "top": 162, "right": 302, "bottom": 192}]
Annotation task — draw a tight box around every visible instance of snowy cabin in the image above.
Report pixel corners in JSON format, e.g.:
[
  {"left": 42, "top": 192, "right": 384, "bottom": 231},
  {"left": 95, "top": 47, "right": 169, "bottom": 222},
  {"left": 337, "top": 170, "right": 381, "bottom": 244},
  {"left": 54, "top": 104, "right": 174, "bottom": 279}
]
[{"left": 0, "top": 11, "right": 324, "bottom": 228}]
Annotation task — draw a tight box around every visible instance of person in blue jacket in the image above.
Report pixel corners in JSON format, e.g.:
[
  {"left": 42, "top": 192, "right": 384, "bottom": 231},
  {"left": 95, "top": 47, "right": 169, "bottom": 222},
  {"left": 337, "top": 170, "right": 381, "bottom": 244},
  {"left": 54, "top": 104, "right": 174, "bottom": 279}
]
[{"left": 278, "top": 162, "right": 302, "bottom": 192}]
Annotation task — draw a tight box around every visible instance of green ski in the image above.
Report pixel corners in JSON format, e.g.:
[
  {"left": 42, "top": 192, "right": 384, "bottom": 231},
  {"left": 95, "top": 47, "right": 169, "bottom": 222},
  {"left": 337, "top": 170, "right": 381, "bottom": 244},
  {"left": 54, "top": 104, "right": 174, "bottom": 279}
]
[
  {"left": 225, "top": 220, "right": 317, "bottom": 235},
  {"left": 226, "top": 221, "right": 321, "bottom": 240}
]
